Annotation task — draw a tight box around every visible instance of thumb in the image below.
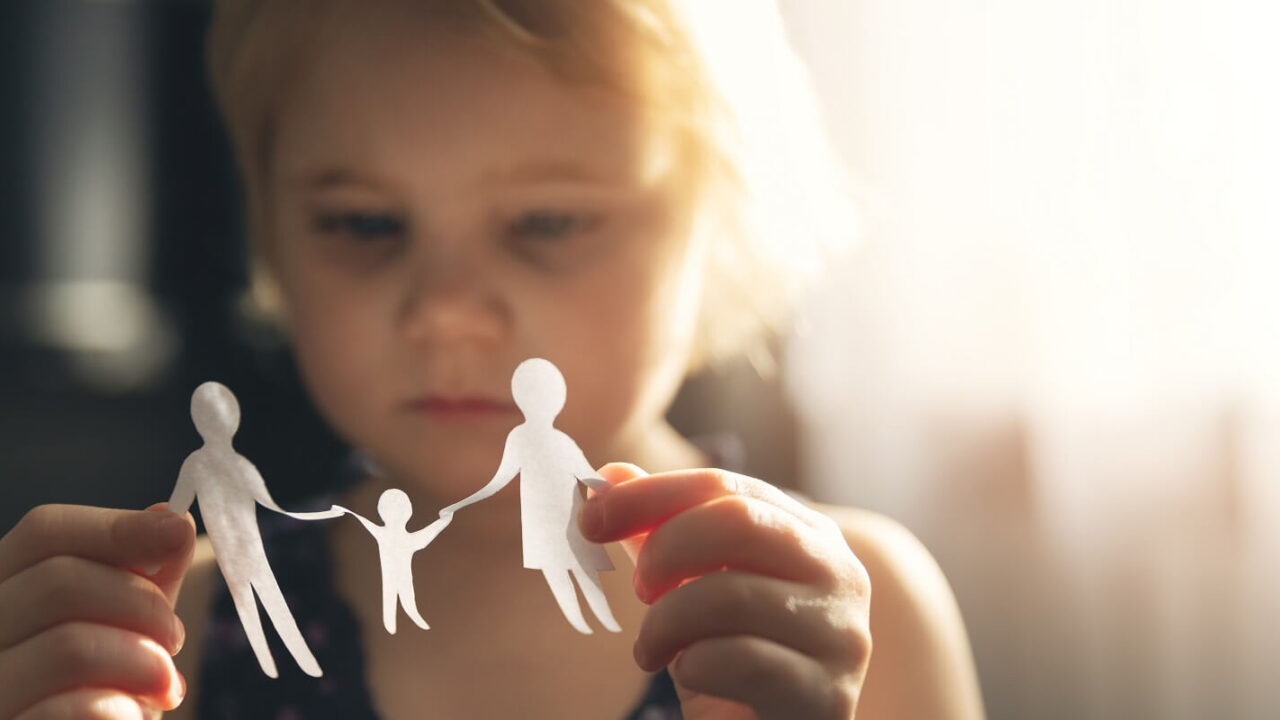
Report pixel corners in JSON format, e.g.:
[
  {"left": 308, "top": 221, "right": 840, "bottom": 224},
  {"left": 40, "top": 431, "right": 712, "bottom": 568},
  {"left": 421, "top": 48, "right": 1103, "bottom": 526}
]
[
  {"left": 589, "top": 462, "right": 649, "bottom": 565},
  {"left": 140, "top": 503, "right": 197, "bottom": 605},
  {"left": 597, "top": 462, "right": 648, "bottom": 486}
]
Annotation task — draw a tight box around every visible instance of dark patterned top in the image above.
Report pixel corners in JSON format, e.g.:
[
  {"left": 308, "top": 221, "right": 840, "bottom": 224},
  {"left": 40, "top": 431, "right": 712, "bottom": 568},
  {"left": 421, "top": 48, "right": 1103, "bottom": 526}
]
[{"left": 195, "top": 502, "right": 682, "bottom": 719}]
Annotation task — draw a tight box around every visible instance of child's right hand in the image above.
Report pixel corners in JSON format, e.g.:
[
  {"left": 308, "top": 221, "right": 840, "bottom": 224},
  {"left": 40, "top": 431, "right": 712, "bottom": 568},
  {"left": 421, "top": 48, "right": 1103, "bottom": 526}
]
[{"left": 0, "top": 504, "right": 194, "bottom": 719}]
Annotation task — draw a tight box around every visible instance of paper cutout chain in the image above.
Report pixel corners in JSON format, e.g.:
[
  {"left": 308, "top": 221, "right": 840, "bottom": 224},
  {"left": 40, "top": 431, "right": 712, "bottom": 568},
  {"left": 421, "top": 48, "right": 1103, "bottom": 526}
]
[{"left": 167, "top": 358, "right": 617, "bottom": 679}]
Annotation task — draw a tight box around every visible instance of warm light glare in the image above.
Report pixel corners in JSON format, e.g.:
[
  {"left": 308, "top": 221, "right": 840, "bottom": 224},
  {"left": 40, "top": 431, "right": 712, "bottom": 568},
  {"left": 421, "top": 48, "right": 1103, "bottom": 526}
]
[{"left": 784, "top": 1, "right": 1280, "bottom": 718}]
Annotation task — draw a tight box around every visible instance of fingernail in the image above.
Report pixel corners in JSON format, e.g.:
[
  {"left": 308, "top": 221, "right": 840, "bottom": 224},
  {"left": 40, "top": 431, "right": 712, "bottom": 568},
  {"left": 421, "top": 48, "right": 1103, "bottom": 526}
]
[
  {"left": 171, "top": 614, "right": 186, "bottom": 655},
  {"left": 153, "top": 513, "right": 189, "bottom": 551},
  {"left": 633, "top": 570, "right": 650, "bottom": 604},
  {"left": 167, "top": 669, "right": 187, "bottom": 708},
  {"left": 579, "top": 496, "right": 604, "bottom": 539}
]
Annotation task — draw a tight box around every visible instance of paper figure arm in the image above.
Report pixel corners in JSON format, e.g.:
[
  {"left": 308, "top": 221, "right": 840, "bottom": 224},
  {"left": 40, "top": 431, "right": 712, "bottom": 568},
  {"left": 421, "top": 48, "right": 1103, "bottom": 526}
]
[
  {"left": 237, "top": 457, "right": 345, "bottom": 520},
  {"left": 234, "top": 456, "right": 285, "bottom": 513},
  {"left": 408, "top": 514, "right": 452, "bottom": 551},
  {"left": 439, "top": 433, "right": 521, "bottom": 517},
  {"left": 287, "top": 505, "right": 347, "bottom": 521},
  {"left": 331, "top": 505, "right": 381, "bottom": 535},
  {"left": 167, "top": 456, "right": 198, "bottom": 516}
]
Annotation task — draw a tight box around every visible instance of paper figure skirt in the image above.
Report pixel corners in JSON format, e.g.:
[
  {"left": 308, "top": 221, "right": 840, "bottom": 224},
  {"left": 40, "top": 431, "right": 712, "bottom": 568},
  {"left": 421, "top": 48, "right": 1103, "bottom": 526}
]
[{"left": 520, "top": 471, "right": 613, "bottom": 573}]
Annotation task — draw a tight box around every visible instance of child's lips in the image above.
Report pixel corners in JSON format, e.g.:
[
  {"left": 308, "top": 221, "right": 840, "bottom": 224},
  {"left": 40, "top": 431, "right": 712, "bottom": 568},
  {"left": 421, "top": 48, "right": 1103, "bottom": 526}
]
[{"left": 403, "top": 395, "right": 518, "bottom": 421}]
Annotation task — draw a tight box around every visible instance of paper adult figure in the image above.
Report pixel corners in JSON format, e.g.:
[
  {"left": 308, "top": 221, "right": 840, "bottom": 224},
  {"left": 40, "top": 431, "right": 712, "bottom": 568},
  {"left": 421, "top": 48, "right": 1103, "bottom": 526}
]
[
  {"left": 334, "top": 489, "right": 451, "bottom": 634},
  {"left": 440, "top": 358, "right": 619, "bottom": 634},
  {"left": 168, "top": 381, "right": 343, "bottom": 678}
]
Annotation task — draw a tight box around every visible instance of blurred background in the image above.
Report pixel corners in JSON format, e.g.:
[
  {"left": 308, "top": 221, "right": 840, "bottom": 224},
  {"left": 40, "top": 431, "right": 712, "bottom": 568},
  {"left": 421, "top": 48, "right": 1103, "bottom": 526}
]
[{"left": 2, "top": 1, "right": 1277, "bottom": 718}]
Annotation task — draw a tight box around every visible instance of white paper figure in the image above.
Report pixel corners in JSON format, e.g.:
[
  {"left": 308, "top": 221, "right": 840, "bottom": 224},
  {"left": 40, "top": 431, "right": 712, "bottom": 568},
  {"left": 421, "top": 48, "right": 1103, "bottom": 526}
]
[
  {"left": 333, "top": 489, "right": 451, "bottom": 634},
  {"left": 439, "top": 358, "right": 619, "bottom": 634},
  {"left": 168, "top": 382, "right": 343, "bottom": 678}
]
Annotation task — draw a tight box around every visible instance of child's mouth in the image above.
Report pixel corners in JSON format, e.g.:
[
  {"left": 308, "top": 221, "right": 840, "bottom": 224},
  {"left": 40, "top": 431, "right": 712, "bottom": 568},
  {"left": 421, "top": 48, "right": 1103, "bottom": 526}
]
[{"left": 403, "top": 395, "right": 519, "bottom": 422}]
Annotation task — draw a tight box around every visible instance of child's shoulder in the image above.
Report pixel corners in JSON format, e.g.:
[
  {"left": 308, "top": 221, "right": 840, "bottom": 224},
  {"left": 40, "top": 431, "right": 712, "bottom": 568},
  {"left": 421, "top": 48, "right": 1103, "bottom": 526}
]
[
  {"left": 811, "top": 503, "right": 987, "bottom": 719},
  {"left": 815, "top": 504, "right": 943, "bottom": 592}
]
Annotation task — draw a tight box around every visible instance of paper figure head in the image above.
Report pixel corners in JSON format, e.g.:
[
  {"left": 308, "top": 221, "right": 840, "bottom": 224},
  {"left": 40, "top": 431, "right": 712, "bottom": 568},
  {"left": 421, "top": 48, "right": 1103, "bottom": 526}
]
[
  {"left": 191, "top": 381, "right": 240, "bottom": 442},
  {"left": 512, "top": 358, "right": 566, "bottom": 422},
  {"left": 377, "top": 488, "right": 413, "bottom": 526}
]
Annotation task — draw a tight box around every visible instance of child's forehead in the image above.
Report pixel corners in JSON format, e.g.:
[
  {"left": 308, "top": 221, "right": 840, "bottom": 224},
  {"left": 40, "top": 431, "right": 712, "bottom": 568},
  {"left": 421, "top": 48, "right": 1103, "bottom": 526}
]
[{"left": 272, "top": 20, "right": 680, "bottom": 193}]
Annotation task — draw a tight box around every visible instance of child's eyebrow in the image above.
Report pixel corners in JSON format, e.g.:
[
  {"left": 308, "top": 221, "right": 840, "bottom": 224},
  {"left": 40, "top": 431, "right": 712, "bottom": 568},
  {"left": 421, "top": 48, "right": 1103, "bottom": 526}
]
[
  {"left": 482, "top": 160, "right": 629, "bottom": 188},
  {"left": 285, "top": 162, "right": 640, "bottom": 193},
  {"left": 284, "top": 167, "right": 393, "bottom": 192}
]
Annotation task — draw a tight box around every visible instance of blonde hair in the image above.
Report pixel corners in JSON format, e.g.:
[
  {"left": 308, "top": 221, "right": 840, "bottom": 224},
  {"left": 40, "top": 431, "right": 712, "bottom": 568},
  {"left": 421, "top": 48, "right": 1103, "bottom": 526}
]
[{"left": 207, "top": 0, "right": 855, "bottom": 369}]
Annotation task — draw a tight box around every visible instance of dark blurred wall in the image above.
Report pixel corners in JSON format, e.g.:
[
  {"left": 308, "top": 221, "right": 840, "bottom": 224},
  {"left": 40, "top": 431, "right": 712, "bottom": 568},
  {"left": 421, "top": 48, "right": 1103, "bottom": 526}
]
[{"left": 0, "top": 1, "right": 349, "bottom": 532}]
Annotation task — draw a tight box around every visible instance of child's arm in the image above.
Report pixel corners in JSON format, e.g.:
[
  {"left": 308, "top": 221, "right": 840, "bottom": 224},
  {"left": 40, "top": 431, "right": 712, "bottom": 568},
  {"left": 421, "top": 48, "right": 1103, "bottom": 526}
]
[
  {"left": 579, "top": 463, "right": 984, "bottom": 720},
  {"left": 0, "top": 504, "right": 195, "bottom": 717}
]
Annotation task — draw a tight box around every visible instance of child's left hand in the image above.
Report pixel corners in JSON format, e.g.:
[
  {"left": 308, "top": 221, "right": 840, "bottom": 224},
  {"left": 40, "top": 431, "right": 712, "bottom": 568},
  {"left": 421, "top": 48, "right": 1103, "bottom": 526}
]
[{"left": 580, "top": 463, "right": 871, "bottom": 720}]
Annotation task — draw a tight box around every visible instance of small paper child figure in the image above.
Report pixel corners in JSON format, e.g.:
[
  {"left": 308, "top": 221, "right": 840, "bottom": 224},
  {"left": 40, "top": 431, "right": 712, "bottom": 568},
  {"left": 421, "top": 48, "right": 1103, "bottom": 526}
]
[
  {"left": 168, "top": 381, "right": 343, "bottom": 678},
  {"left": 334, "top": 489, "right": 451, "bottom": 634},
  {"left": 440, "top": 358, "right": 619, "bottom": 634}
]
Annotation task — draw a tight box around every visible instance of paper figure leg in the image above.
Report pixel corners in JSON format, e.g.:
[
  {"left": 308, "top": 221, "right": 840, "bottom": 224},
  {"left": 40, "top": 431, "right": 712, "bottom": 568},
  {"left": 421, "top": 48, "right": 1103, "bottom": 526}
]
[
  {"left": 252, "top": 574, "right": 323, "bottom": 677},
  {"left": 383, "top": 585, "right": 398, "bottom": 635},
  {"left": 572, "top": 570, "right": 620, "bottom": 633},
  {"left": 399, "top": 589, "right": 430, "bottom": 631},
  {"left": 542, "top": 569, "right": 592, "bottom": 634},
  {"left": 226, "top": 577, "right": 278, "bottom": 679}
]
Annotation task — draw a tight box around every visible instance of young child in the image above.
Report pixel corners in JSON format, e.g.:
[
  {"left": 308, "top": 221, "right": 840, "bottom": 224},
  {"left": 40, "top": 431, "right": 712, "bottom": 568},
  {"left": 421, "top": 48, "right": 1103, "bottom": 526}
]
[{"left": 0, "top": 1, "right": 985, "bottom": 718}]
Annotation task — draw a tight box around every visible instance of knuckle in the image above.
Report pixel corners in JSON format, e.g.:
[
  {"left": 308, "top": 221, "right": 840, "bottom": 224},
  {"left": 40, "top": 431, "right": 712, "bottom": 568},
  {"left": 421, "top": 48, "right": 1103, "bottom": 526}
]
[
  {"left": 845, "top": 557, "right": 872, "bottom": 598},
  {"left": 837, "top": 618, "right": 873, "bottom": 664},
  {"left": 709, "top": 494, "right": 764, "bottom": 528},
  {"left": 814, "top": 512, "right": 845, "bottom": 539},
  {"left": 824, "top": 550, "right": 870, "bottom": 598},
  {"left": 827, "top": 681, "right": 861, "bottom": 720},
  {"left": 692, "top": 468, "right": 740, "bottom": 496}
]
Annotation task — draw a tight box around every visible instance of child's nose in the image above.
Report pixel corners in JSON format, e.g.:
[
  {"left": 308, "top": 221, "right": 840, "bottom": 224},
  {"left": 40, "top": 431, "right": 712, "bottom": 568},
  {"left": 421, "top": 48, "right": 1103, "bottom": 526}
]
[{"left": 395, "top": 252, "right": 510, "bottom": 345}]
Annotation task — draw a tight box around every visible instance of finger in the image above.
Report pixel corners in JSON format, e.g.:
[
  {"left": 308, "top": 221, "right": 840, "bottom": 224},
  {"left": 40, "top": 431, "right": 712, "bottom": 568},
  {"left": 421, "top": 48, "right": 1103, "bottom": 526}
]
[
  {"left": 671, "top": 636, "right": 857, "bottom": 720},
  {"left": 635, "top": 570, "right": 869, "bottom": 672},
  {"left": 0, "top": 506, "right": 194, "bottom": 595},
  {"left": 580, "top": 467, "right": 825, "bottom": 544},
  {"left": 634, "top": 495, "right": 857, "bottom": 602},
  {"left": 14, "top": 689, "right": 149, "bottom": 720},
  {"left": 0, "top": 556, "right": 185, "bottom": 655},
  {"left": 0, "top": 623, "right": 185, "bottom": 718},
  {"left": 591, "top": 463, "right": 650, "bottom": 564},
  {"left": 138, "top": 505, "right": 197, "bottom": 604}
]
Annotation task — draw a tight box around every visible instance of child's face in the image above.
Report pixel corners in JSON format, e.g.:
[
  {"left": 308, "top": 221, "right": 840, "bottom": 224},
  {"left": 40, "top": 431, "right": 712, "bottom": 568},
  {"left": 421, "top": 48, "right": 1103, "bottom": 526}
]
[{"left": 266, "top": 7, "right": 706, "bottom": 494}]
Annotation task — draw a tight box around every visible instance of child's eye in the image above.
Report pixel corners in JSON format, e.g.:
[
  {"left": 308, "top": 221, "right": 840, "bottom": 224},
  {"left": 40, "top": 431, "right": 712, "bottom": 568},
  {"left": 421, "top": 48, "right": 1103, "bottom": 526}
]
[
  {"left": 314, "top": 211, "right": 406, "bottom": 240},
  {"left": 507, "top": 210, "right": 598, "bottom": 241}
]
